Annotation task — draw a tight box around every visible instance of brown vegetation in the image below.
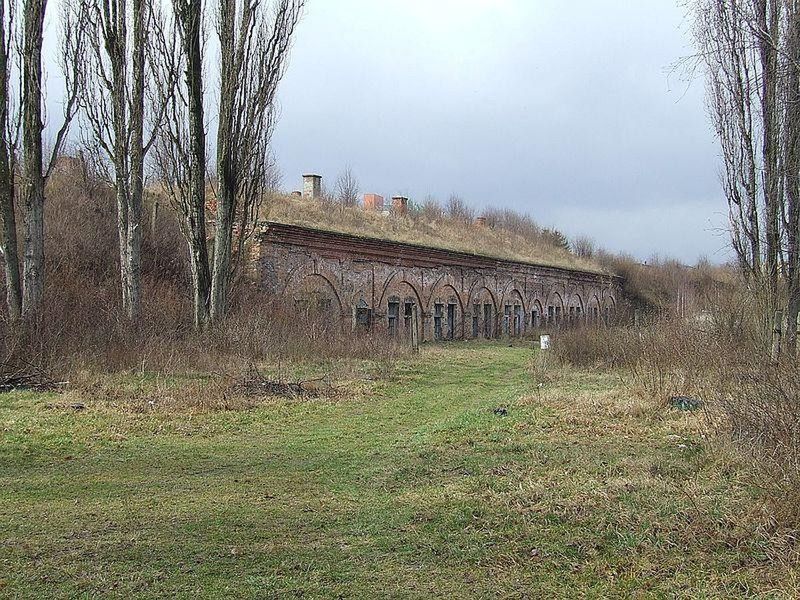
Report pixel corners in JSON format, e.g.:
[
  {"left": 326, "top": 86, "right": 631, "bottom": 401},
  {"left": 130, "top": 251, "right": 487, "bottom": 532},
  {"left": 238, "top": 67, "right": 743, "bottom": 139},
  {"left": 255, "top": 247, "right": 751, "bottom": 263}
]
[
  {"left": 265, "top": 192, "right": 601, "bottom": 272},
  {"left": 0, "top": 171, "right": 405, "bottom": 392},
  {"left": 553, "top": 285, "right": 800, "bottom": 531}
]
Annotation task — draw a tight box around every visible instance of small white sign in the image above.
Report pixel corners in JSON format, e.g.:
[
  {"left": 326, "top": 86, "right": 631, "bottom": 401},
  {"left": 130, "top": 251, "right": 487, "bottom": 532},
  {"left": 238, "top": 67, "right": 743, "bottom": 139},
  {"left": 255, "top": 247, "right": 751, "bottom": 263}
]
[{"left": 539, "top": 334, "right": 551, "bottom": 350}]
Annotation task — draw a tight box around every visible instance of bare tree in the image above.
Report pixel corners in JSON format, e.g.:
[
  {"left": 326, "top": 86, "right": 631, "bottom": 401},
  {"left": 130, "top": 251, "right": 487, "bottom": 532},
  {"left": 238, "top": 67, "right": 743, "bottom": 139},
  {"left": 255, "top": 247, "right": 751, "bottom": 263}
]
[
  {"left": 157, "top": 0, "right": 302, "bottom": 326},
  {"left": 334, "top": 166, "right": 359, "bottom": 207},
  {"left": 573, "top": 235, "right": 595, "bottom": 259},
  {"left": 694, "top": 0, "right": 800, "bottom": 354},
  {"left": 695, "top": 0, "right": 783, "bottom": 284},
  {"left": 0, "top": 0, "right": 19, "bottom": 319},
  {"left": 156, "top": 0, "right": 210, "bottom": 328},
  {"left": 783, "top": 0, "right": 800, "bottom": 352},
  {"left": 15, "top": 0, "right": 84, "bottom": 319},
  {"left": 210, "top": 0, "right": 304, "bottom": 321},
  {"left": 70, "top": 0, "right": 170, "bottom": 322},
  {"left": 445, "top": 194, "right": 474, "bottom": 224},
  {"left": 420, "top": 195, "right": 443, "bottom": 221},
  {"left": 19, "top": 0, "right": 47, "bottom": 318}
]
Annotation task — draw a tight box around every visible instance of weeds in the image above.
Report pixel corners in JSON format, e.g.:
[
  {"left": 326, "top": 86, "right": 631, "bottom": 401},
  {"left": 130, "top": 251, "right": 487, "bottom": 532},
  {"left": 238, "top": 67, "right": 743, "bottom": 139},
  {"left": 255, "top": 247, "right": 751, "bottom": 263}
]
[{"left": 555, "top": 300, "right": 800, "bottom": 532}]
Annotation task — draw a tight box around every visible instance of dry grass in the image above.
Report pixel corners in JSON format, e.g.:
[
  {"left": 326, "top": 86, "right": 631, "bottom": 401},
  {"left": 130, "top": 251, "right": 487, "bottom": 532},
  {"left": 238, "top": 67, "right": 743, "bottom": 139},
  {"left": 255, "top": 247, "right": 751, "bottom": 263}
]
[
  {"left": 264, "top": 193, "right": 604, "bottom": 272},
  {"left": 554, "top": 306, "right": 800, "bottom": 534},
  {"left": 0, "top": 173, "right": 410, "bottom": 386},
  {"left": 3, "top": 344, "right": 798, "bottom": 597}
]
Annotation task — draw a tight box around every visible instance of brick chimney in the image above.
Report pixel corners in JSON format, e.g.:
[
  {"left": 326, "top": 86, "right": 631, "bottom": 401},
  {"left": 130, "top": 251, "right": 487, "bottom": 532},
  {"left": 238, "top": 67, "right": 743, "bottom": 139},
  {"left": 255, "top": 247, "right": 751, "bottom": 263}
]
[
  {"left": 363, "top": 194, "right": 384, "bottom": 211},
  {"left": 475, "top": 215, "right": 487, "bottom": 227},
  {"left": 290, "top": 190, "right": 302, "bottom": 198},
  {"left": 392, "top": 196, "right": 409, "bottom": 216},
  {"left": 302, "top": 174, "right": 322, "bottom": 199}
]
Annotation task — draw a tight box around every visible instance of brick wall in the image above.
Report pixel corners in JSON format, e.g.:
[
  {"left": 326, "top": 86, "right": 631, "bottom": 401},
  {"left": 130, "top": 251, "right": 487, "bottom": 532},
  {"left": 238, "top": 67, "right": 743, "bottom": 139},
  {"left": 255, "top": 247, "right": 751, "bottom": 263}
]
[{"left": 255, "top": 222, "right": 622, "bottom": 341}]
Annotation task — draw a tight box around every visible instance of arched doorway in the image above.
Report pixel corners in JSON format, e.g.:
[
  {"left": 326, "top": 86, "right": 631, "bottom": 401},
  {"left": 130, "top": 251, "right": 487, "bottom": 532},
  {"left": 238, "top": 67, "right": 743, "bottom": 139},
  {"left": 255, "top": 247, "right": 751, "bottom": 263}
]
[{"left": 468, "top": 287, "right": 498, "bottom": 339}]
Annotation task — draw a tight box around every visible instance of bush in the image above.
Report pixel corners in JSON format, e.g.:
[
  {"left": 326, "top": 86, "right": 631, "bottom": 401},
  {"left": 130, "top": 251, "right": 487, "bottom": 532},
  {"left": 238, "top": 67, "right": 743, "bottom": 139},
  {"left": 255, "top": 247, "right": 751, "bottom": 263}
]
[
  {"left": 554, "top": 292, "right": 800, "bottom": 529},
  {"left": 552, "top": 326, "right": 638, "bottom": 369},
  {"left": 0, "top": 171, "right": 408, "bottom": 384}
]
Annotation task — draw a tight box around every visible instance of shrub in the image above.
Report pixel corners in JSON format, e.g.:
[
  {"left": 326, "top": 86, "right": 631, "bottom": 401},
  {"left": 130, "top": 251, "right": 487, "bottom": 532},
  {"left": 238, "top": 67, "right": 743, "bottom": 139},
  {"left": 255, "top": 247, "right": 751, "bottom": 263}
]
[
  {"left": 0, "top": 172, "right": 408, "bottom": 384},
  {"left": 554, "top": 290, "right": 800, "bottom": 529},
  {"left": 552, "top": 326, "right": 638, "bottom": 369}
]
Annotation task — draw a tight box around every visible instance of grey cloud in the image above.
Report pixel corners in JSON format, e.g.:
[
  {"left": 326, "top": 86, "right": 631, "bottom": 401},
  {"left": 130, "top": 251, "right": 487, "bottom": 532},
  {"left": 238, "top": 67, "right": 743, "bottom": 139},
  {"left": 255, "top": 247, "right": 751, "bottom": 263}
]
[{"left": 271, "top": 0, "right": 724, "bottom": 263}]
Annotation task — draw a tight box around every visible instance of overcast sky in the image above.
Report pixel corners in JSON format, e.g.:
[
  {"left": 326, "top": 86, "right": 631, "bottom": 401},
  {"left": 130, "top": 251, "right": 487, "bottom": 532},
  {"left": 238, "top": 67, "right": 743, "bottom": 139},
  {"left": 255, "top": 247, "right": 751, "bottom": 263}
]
[{"left": 270, "top": 0, "right": 729, "bottom": 264}]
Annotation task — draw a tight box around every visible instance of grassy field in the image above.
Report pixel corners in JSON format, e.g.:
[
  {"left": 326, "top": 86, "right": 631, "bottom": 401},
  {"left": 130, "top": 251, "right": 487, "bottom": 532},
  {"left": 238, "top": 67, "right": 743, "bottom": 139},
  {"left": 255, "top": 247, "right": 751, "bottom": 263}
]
[{"left": 1, "top": 344, "right": 797, "bottom": 598}]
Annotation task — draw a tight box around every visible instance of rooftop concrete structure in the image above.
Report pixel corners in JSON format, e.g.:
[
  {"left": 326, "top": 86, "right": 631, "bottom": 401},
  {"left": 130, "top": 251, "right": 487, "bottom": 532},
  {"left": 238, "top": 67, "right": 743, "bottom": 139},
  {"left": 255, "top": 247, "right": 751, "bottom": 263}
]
[
  {"left": 302, "top": 174, "right": 322, "bottom": 199},
  {"left": 364, "top": 194, "right": 384, "bottom": 211}
]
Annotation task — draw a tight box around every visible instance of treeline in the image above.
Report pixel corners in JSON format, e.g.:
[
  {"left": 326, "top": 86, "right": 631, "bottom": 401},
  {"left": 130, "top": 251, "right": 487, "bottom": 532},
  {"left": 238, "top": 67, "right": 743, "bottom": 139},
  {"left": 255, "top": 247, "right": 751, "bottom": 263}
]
[
  {"left": 0, "top": 0, "right": 305, "bottom": 330},
  {"left": 696, "top": 0, "right": 800, "bottom": 358}
]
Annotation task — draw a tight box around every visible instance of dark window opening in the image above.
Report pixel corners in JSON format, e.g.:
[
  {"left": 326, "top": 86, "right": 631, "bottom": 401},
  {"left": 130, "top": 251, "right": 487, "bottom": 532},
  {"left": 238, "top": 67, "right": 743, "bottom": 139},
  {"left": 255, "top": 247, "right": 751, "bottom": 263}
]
[
  {"left": 434, "top": 303, "right": 444, "bottom": 340},
  {"left": 532, "top": 309, "right": 540, "bottom": 329},
  {"left": 513, "top": 304, "right": 522, "bottom": 336},
  {"left": 388, "top": 301, "right": 400, "bottom": 336},
  {"left": 503, "top": 305, "right": 511, "bottom": 336},
  {"left": 555, "top": 306, "right": 562, "bottom": 327},
  {"left": 355, "top": 299, "right": 371, "bottom": 331},
  {"left": 404, "top": 302, "right": 414, "bottom": 331},
  {"left": 447, "top": 303, "right": 456, "bottom": 340},
  {"left": 484, "top": 304, "right": 493, "bottom": 338},
  {"left": 548, "top": 305, "right": 555, "bottom": 326},
  {"left": 356, "top": 308, "right": 371, "bottom": 331}
]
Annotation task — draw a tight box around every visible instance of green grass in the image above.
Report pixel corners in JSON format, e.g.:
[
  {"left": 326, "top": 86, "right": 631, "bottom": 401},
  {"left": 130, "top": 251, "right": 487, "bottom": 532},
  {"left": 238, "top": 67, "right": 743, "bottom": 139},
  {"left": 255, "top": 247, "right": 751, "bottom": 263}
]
[{"left": 1, "top": 344, "right": 796, "bottom": 598}]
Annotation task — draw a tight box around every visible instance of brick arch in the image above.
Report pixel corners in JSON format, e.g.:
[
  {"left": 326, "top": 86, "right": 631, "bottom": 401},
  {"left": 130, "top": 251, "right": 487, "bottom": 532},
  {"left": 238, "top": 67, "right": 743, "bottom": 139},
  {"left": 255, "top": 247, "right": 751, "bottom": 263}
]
[
  {"left": 499, "top": 288, "right": 527, "bottom": 336},
  {"left": 546, "top": 289, "right": 565, "bottom": 310},
  {"left": 586, "top": 294, "right": 602, "bottom": 324},
  {"left": 465, "top": 276, "right": 498, "bottom": 304},
  {"left": 500, "top": 287, "right": 527, "bottom": 314},
  {"left": 382, "top": 280, "right": 424, "bottom": 309},
  {"left": 566, "top": 291, "right": 585, "bottom": 327},
  {"left": 602, "top": 294, "right": 617, "bottom": 325},
  {"left": 282, "top": 266, "right": 344, "bottom": 314},
  {"left": 425, "top": 272, "right": 463, "bottom": 307},
  {"left": 466, "top": 285, "right": 499, "bottom": 310},
  {"left": 427, "top": 281, "right": 466, "bottom": 341},
  {"left": 530, "top": 298, "right": 544, "bottom": 328},
  {"left": 602, "top": 287, "right": 617, "bottom": 305},
  {"left": 378, "top": 271, "right": 424, "bottom": 309},
  {"left": 427, "top": 282, "right": 465, "bottom": 314}
]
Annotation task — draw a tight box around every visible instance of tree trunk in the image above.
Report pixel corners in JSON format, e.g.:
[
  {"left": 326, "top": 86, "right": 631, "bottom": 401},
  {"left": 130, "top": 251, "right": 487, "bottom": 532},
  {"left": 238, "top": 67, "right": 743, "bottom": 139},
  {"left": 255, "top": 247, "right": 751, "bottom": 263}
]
[
  {"left": 210, "top": 183, "right": 234, "bottom": 321},
  {"left": 0, "top": 156, "right": 18, "bottom": 320},
  {"left": 785, "top": 0, "right": 800, "bottom": 355},
  {"left": 210, "top": 0, "right": 236, "bottom": 322},
  {"left": 109, "top": 0, "right": 131, "bottom": 317},
  {"left": 181, "top": 0, "right": 210, "bottom": 327},
  {"left": 0, "top": 0, "right": 20, "bottom": 320},
  {"left": 757, "top": 0, "right": 781, "bottom": 312},
  {"left": 127, "top": 0, "right": 146, "bottom": 322},
  {"left": 21, "top": 0, "right": 46, "bottom": 319}
]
